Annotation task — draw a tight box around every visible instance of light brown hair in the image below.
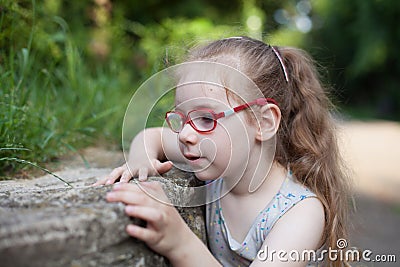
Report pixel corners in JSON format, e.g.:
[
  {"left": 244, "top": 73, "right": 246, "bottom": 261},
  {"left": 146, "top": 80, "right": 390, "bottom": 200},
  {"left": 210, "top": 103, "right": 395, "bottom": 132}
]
[{"left": 187, "top": 36, "right": 351, "bottom": 266}]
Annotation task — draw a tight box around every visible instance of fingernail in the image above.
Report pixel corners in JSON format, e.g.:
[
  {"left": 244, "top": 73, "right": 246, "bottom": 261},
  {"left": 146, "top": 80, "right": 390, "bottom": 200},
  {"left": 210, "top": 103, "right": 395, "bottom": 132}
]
[
  {"left": 113, "top": 183, "right": 122, "bottom": 190},
  {"left": 106, "top": 192, "right": 115, "bottom": 200},
  {"left": 126, "top": 224, "right": 135, "bottom": 233},
  {"left": 125, "top": 206, "right": 134, "bottom": 213},
  {"left": 106, "top": 180, "right": 112, "bottom": 185}
]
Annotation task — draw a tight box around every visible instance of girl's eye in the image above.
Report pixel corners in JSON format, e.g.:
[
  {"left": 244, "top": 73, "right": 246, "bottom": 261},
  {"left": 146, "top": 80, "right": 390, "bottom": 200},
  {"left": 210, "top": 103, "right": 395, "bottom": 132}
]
[
  {"left": 190, "top": 111, "right": 215, "bottom": 131},
  {"left": 194, "top": 116, "right": 214, "bottom": 130},
  {"left": 199, "top": 116, "right": 214, "bottom": 124}
]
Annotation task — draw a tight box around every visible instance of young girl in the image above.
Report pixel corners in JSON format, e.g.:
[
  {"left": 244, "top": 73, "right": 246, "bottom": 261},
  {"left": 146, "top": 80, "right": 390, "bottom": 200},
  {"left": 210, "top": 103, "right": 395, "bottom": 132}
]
[{"left": 96, "top": 36, "right": 350, "bottom": 266}]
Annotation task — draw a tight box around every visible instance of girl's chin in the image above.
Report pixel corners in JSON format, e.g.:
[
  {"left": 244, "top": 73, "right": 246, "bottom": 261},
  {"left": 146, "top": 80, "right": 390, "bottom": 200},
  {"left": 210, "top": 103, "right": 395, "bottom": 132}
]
[{"left": 193, "top": 168, "right": 223, "bottom": 181}]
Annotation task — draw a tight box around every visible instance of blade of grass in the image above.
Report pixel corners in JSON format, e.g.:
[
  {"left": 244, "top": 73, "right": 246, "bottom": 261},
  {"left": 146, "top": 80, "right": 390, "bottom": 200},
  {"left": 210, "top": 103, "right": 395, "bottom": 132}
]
[
  {"left": 0, "top": 157, "right": 73, "bottom": 187},
  {"left": 0, "top": 148, "right": 31, "bottom": 152}
]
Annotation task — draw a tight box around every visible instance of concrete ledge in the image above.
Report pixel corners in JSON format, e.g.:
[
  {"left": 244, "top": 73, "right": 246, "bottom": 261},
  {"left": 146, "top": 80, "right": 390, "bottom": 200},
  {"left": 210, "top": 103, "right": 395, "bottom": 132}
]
[{"left": 0, "top": 167, "right": 205, "bottom": 267}]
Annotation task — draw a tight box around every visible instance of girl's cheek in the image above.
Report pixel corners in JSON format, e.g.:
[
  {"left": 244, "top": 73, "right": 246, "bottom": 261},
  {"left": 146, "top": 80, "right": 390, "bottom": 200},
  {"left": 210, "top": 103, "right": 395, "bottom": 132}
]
[
  {"left": 212, "top": 132, "right": 233, "bottom": 163},
  {"left": 199, "top": 136, "right": 218, "bottom": 156}
]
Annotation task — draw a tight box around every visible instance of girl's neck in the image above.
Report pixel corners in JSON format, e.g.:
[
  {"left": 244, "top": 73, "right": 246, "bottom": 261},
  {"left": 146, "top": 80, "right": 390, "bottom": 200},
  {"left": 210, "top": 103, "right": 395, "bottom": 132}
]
[{"left": 223, "top": 146, "right": 287, "bottom": 197}]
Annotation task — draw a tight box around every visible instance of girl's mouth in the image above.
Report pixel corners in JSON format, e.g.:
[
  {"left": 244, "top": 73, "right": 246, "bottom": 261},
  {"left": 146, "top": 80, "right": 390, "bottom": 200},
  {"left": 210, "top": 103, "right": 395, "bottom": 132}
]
[
  {"left": 183, "top": 152, "right": 213, "bottom": 171},
  {"left": 183, "top": 152, "right": 202, "bottom": 161},
  {"left": 185, "top": 155, "right": 201, "bottom": 161}
]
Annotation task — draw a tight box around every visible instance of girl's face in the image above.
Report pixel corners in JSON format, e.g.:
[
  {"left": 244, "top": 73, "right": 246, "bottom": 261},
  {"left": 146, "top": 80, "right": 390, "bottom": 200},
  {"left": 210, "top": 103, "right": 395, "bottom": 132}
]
[{"left": 174, "top": 83, "right": 258, "bottom": 182}]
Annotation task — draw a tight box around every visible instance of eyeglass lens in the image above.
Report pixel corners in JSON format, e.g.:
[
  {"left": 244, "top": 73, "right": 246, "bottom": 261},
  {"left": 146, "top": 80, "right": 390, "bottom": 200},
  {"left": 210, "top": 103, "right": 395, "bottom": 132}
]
[
  {"left": 166, "top": 110, "right": 216, "bottom": 133},
  {"left": 189, "top": 110, "right": 215, "bottom": 132},
  {"left": 166, "top": 112, "right": 184, "bottom": 132}
]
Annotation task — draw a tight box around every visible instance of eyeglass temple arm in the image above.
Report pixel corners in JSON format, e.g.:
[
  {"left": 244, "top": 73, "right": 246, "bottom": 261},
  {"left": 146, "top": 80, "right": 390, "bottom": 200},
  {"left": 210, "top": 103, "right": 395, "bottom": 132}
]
[
  {"left": 215, "top": 98, "right": 278, "bottom": 119},
  {"left": 233, "top": 98, "right": 278, "bottom": 112}
]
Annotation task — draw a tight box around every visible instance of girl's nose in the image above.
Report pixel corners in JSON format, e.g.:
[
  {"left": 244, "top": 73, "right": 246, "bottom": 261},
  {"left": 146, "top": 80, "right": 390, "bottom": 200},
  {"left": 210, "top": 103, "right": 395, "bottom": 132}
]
[{"left": 178, "top": 123, "right": 199, "bottom": 145}]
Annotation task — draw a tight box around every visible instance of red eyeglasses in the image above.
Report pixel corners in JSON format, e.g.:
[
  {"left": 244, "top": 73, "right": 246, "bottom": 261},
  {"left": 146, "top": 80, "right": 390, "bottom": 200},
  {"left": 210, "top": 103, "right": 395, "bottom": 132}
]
[{"left": 165, "top": 98, "right": 278, "bottom": 133}]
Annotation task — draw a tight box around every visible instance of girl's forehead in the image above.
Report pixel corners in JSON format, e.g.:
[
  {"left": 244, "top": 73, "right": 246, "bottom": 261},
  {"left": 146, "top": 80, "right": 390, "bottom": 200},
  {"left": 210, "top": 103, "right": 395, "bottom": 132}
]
[
  {"left": 175, "top": 83, "right": 232, "bottom": 109},
  {"left": 173, "top": 61, "right": 260, "bottom": 107}
]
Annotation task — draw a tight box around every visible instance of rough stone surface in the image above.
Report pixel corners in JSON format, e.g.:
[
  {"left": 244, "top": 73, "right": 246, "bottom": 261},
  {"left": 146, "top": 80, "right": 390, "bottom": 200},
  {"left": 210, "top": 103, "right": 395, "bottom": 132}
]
[{"left": 0, "top": 167, "right": 205, "bottom": 267}]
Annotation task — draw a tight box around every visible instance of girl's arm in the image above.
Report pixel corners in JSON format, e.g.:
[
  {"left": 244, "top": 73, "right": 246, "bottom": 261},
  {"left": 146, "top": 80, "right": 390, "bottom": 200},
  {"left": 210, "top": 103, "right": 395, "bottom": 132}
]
[
  {"left": 106, "top": 181, "right": 222, "bottom": 267},
  {"left": 94, "top": 127, "right": 184, "bottom": 185},
  {"left": 250, "top": 197, "right": 325, "bottom": 266}
]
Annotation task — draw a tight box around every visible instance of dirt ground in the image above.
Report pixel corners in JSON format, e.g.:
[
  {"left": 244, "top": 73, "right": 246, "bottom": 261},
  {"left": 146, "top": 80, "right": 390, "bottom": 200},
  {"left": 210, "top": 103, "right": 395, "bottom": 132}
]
[{"left": 40, "top": 120, "right": 400, "bottom": 266}]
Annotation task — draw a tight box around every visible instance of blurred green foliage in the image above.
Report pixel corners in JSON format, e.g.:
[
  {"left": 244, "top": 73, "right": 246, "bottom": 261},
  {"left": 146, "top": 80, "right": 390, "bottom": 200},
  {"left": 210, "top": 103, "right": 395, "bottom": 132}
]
[
  {"left": 1, "top": 0, "right": 399, "bottom": 175},
  {"left": 309, "top": 0, "right": 400, "bottom": 120}
]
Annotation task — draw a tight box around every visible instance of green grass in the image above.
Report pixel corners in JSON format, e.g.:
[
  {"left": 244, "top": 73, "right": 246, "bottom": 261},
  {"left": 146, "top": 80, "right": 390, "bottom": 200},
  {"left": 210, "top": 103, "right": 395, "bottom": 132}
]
[
  {"left": 0, "top": 35, "right": 138, "bottom": 176},
  {"left": 0, "top": 2, "right": 135, "bottom": 177}
]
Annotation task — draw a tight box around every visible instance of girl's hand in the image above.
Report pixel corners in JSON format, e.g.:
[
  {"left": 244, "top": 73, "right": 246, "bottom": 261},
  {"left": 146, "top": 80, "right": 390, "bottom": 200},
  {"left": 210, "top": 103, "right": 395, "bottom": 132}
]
[
  {"left": 93, "top": 127, "right": 180, "bottom": 186},
  {"left": 92, "top": 160, "right": 173, "bottom": 186},
  {"left": 106, "top": 181, "right": 192, "bottom": 259}
]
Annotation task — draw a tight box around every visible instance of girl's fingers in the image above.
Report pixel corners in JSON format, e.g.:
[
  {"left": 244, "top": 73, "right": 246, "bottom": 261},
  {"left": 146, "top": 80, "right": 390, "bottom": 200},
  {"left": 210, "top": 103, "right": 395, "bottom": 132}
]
[
  {"left": 138, "top": 168, "right": 149, "bottom": 182},
  {"left": 108, "top": 182, "right": 170, "bottom": 206},
  {"left": 92, "top": 177, "right": 108, "bottom": 186},
  {"left": 140, "top": 181, "right": 170, "bottom": 203},
  {"left": 120, "top": 169, "right": 134, "bottom": 183},
  {"left": 126, "top": 224, "right": 159, "bottom": 244},
  {"left": 93, "top": 159, "right": 170, "bottom": 186},
  {"left": 112, "top": 182, "right": 140, "bottom": 191},
  {"left": 105, "top": 166, "right": 126, "bottom": 185},
  {"left": 125, "top": 205, "right": 165, "bottom": 226},
  {"left": 155, "top": 161, "right": 173, "bottom": 174},
  {"left": 96, "top": 161, "right": 170, "bottom": 185},
  {"left": 137, "top": 161, "right": 172, "bottom": 182},
  {"left": 106, "top": 190, "right": 146, "bottom": 205},
  {"left": 92, "top": 165, "right": 126, "bottom": 186}
]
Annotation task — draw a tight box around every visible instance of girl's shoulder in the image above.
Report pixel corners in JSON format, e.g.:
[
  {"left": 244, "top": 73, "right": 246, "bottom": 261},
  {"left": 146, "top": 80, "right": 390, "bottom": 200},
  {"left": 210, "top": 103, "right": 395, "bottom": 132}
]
[
  {"left": 255, "top": 171, "right": 323, "bottom": 236},
  {"left": 278, "top": 171, "right": 317, "bottom": 201}
]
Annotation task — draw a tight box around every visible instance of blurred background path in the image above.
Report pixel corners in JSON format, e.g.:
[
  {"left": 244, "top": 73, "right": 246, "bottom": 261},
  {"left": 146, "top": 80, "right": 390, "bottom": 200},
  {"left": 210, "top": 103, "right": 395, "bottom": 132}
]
[{"left": 339, "top": 121, "right": 400, "bottom": 266}]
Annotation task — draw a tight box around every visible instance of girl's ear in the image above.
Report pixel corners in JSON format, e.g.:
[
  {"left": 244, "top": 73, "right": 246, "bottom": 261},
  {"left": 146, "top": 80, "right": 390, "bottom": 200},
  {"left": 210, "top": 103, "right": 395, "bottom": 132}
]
[{"left": 255, "top": 104, "right": 281, "bottom": 142}]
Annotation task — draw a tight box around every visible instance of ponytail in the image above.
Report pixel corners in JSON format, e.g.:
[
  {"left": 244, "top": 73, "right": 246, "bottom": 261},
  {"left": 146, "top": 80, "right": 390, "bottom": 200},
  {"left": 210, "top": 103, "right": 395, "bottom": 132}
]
[{"left": 277, "top": 48, "right": 351, "bottom": 266}]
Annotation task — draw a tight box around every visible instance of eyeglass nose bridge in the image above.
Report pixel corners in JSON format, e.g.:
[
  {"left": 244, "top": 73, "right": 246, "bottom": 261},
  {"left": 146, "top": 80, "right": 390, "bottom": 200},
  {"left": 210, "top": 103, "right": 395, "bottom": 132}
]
[
  {"left": 165, "top": 111, "right": 199, "bottom": 133},
  {"left": 173, "top": 112, "right": 196, "bottom": 133},
  {"left": 181, "top": 117, "right": 198, "bottom": 134}
]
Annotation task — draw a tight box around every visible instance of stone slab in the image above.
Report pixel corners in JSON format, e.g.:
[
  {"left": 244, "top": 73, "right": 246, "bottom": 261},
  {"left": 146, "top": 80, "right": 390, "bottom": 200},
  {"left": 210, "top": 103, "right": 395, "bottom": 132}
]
[{"left": 0, "top": 167, "right": 205, "bottom": 267}]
